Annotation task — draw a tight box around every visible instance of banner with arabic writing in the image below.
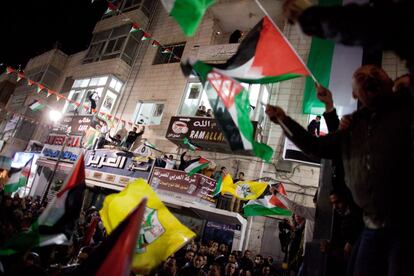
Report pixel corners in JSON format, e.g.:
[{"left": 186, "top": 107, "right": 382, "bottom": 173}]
[
  {"left": 150, "top": 167, "right": 216, "bottom": 207},
  {"left": 84, "top": 149, "right": 155, "bottom": 189}
]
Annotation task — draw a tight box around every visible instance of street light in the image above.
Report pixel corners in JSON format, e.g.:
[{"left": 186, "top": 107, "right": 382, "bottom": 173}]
[
  {"left": 42, "top": 110, "right": 66, "bottom": 204},
  {"left": 49, "top": 109, "right": 63, "bottom": 123}
]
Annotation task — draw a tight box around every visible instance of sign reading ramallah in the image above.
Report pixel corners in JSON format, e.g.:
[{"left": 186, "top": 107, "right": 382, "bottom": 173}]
[{"left": 166, "top": 116, "right": 258, "bottom": 155}]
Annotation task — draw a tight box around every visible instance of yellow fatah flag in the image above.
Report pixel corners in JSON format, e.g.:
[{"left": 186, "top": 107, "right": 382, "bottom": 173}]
[
  {"left": 221, "top": 179, "right": 268, "bottom": 200},
  {"left": 99, "top": 178, "right": 196, "bottom": 274}
]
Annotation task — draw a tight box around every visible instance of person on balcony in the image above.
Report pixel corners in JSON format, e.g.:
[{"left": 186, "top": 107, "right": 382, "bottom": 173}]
[
  {"left": 195, "top": 105, "right": 207, "bottom": 117},
  {"left": 229, "top": 30, "right": 243, "bottom": 44},
  {"left": 121, "top": 126, "right": 145, "bottom": 150},
  {"left": 88, "top": 91, "right": 100, "bottom": 114}
]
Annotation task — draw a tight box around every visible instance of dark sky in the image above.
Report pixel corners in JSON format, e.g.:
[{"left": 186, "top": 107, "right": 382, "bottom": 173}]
[{"left": 0, "top": 0, "right": 107, "bottom": 68}]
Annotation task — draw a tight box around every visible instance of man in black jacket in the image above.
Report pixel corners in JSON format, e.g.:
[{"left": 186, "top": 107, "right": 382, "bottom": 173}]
[{"left": 265, "top": 65, "right": 413, "bottom": 275}]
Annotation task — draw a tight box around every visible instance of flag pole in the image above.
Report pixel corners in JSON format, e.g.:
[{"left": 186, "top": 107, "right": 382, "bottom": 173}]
[
  {"left": 253, "top": 0, "right": 319, "bottom": 85},
  {"left": 261, "top": 101, "right": 293, "bottom": 137}
]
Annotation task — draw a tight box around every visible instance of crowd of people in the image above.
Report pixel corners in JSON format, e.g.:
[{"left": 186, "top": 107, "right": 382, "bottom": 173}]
[
  {"left": 0, "top": 193, "right": 106, "bottom": 275},
  {"left": 151, "top": 240, "right": 281, "bottom": 276}
]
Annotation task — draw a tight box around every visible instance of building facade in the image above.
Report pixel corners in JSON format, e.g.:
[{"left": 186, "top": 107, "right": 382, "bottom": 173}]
[{"left": 0, "top": 0, "right": 408, "bottom": 260}]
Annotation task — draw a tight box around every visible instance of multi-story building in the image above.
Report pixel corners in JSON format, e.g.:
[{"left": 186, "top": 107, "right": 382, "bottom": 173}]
[{"left": 0, "top": 0, "right": 408, "bottom": 262}]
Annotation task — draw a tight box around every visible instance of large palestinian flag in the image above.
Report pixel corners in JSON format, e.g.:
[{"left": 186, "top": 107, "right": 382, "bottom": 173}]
[
  {"left": 183, "top": 61, "right": 273, "bottom": 161},
  {"left": 243, "top": 183, "right": 292, "bottom": 217},
  {"left": 0, "top": 155, "right": 86, "bottom": 255},
  {"left": 211, "top": 16, "right": 309, "bottom": 84},
  {"left": 302, "top": 0, "right": 365, "bottom": 115},
  {"left": 4, "top": 157, "right": 33, "bottom": 194}
]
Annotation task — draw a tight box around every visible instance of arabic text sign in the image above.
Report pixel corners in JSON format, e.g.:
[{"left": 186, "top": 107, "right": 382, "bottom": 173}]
[
  {"left": 166, "top": 116, "right": 226, "bottom": 143},
  {"left": 84, "top": 149, "right": 155, "bottom": 187},
  {"left": 59, "top": 115, "right": 99, "bottom": 134},
  {"left": 150, "top": 168, "right": 216, "bottom": 207}
]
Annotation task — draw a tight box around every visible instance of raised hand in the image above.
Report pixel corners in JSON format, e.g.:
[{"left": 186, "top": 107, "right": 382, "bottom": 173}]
[
  {"left": 315, "top": 83, "right": 334, "bottom": 112},
  {"left": 265, "top": 105, "right": 286, "bottom": 124}
]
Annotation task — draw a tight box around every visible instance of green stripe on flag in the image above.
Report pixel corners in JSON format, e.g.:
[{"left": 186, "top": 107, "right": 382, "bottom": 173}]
[
  {"left": 4, "top": 176, "right": 28, "bottom": 194},
  {"left": 168, "top": 0, "right": 215, "bottom": 36},
  {"left": 213, "top": 175, "right": 222, "bottom": 196},
  {"left": 302, "top": 0, "right": 342, "bottom": 114},
  {"left": 243, "top": 204, "right": 292, "bottom": 217},
  {"left": 236, "top": 73, "right": 304, "bottom": 84},
  {"left": 302, "top": 37, "right": 335, "bottom": 114},
  {"left": 187, "top": 162, "right": 209, "bottom": 176}
]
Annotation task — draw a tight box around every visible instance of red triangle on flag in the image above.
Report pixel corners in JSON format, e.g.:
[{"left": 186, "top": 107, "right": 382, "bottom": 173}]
[
  {"left": 277, "top": 183, "right": 287, "bottom": 196},
  {"left": 17, "top": 73, "right": 25, "bottom": 82},
  {"left": 6, "top": 67, "right": 15, "bottom": 74},
  {"left": 27, "top": 79, "right": 36, "bottom": 86},
  {"left": 57, "top": 154, "right": 85, "bottom": 197},
  {"left": 207, "top": 71, "right": 244, "bottom": 109},
  {"left": 74, "top": 199, "right": 146, "bottom": 276},
  {"left": 252, "top": 16, "right": 309, "bottom": 77},
  {"left": 198, "top": 157, "right": 209, "bottom": 164}
]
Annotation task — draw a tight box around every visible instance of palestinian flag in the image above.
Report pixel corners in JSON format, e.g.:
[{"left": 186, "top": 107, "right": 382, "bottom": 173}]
[
  {"left": 0, "top": 155, "right": 86, "bottom": 255},
  {"left": 4, "top": 158, "right": 33, "bottom": 194},
  {"left": 17, "top": 73, "right": 25, "bottom": 82},
  {"left": 27, "top": 79, "right": 36, "bottom": 86},
  {"left": 302, "top": 0, "right": 364, "bottom": 115},
  {"left": 243, "top": 183, "right": 292, "bottom": 217},
  {"left": 184, "top": 157, "right": 209, "bottom": 176},
  {"left": 161, "top": 0, "right": 215, "bottom": 36},
  {"left": 201, "top": 16, "right": 309, "bottom": 84},
  {"left": 6, "top": 67, "right": 15, "bottom": 74},
  {"left": 29, "top": 100, "right": 45, "bottom": 111},
  {"left": 183, "top": 61, "right": 273, "bottom": 161},
  {"left": 72, "top": 199, "right": 146, "bottom": 276},
  {"left": 104, "top": 2, "right": 117, "bottom": 15},
  {"left": 130, "top": 23, "right": 141, "bottom": 33},
  {"left": 36, "top": 84, "right": 45, "bottom": 93},
  {"left": 151, "top": 40, "right": 161, "bottom": 48},
  {"left": 141, "top": 32, "right": 152, "bottom": 41},
  {"left": 183, "top": 137, "right": 201, "bottom": 151}
]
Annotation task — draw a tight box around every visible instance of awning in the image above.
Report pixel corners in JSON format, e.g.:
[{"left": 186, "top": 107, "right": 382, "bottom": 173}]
[{"left": 159, "top": 194, "right": 246, "bottom": 227}]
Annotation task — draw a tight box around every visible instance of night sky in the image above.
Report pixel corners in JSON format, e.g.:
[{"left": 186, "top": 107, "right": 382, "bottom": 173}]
[{"left": 0, "top": 0, "right": 108, "bottom": 68}]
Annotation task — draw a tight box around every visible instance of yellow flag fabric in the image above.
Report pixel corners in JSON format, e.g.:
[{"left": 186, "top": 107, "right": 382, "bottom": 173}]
[
  {"left": 221, "top": 179, "right": 268, "bottom": 200},
  {"left": 99, "top": 178, "right": 196, "bottom": 274}
]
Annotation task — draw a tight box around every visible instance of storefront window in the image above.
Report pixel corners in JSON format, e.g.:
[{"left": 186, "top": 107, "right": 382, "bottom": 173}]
[{"left": 64, "top": 75, "right": 123, "bottom": 115}]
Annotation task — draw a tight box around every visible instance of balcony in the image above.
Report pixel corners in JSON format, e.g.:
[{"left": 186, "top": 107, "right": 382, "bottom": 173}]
[{"left": 165, "top": 116, "right": 259, "bottom": 156}]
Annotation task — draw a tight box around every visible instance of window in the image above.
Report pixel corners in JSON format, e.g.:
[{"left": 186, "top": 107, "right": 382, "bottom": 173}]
[
  {"left": 179, "top": 79, "right": 272, "bottom": 126},
  {"left": 133, "top": 102, "right": 165, "bottom": 125},
  {"left": 153, "top": 43, "right": 185, "bottom": 65},
  {"left": 64, "top": 75, "right": 124, "bottom": 115},
  {"left": 83, "top": 24, "right": 142, "bottom": 65},
  {"left": 119, "top": 0, "right": 154, "bottom": 16}
]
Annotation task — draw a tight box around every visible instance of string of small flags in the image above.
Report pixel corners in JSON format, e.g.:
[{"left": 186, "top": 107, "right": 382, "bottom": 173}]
[
  {"left": 4, "top": 66, "right": 136, "bottom": 127},
  {"left": 99, "top": 0, "right": 181, "bottom": 61}
]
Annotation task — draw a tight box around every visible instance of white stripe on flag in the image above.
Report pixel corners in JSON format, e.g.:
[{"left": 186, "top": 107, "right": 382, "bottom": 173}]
[{"left": 228, "top": 105, "right": 253, "bottom": 150}]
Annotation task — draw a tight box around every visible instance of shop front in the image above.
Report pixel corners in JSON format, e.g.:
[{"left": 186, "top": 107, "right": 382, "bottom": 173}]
[{"left": 81, "top": 150, "right": 247, "bottom": 251}]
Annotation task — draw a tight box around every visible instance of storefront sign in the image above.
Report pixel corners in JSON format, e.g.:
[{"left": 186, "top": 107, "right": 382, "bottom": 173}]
[
  {"left": 84, "top": 149, "right": 155, "bottom": 188},
  {"left": 197, "top": 44, "right": 239, "bottom": 62},
  {"left": 41, "top": 146, "right": 82, "bottom": 162},
  {"left": 45, "top": 134, "right": 82, "bottom": 147},
  {"left": 150, "top": 167, "right": 216, "bottom": 207},
  {"left": 59, "top": 115, "right": 99, "bottom": 134}
]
